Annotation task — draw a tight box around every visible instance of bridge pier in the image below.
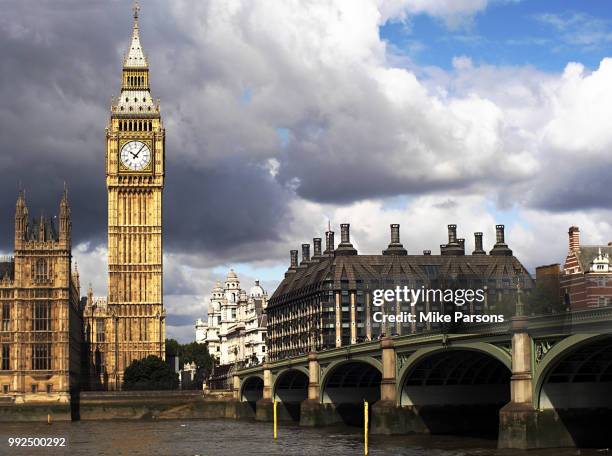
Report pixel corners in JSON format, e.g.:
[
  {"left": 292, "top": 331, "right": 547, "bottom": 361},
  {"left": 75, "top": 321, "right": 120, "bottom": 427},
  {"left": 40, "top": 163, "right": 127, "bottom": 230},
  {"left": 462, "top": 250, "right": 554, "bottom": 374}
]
[
  {"left": 255, "top": 366, "right": 273, "bottom": 422},
  {"left": 371, "top": 337, "right": 401, "bottom": 434},
  {"left": 300, "top": 352, "right": 337, "bottom": 426},
  {"left": 498, "top": 315, "right": 574, "bottom": 449}
]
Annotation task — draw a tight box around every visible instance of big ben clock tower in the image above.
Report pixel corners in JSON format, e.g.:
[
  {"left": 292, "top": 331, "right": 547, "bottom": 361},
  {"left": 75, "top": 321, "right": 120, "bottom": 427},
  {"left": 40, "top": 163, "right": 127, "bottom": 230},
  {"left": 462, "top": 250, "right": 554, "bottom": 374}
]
[{"left": 105, "top": 2, "right": 165, "bottom": 388}]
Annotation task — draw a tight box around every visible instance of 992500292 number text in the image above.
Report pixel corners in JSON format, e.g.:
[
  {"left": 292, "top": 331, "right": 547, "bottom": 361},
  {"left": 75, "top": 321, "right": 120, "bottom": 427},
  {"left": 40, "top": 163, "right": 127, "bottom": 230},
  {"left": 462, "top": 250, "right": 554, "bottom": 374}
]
[{"left": 8, "top": 437, "right": 66, "bottom": 447}]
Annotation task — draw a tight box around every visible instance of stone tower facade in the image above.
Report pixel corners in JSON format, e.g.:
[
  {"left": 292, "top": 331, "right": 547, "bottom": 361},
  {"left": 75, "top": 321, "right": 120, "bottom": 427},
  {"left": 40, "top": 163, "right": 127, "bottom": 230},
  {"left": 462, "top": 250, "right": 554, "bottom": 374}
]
[
  {"left": 0, "top": 191, "right": 82, "bottom": 403},
  {"left": 104, "top": 3, "right": 165, "bottom": 388}
]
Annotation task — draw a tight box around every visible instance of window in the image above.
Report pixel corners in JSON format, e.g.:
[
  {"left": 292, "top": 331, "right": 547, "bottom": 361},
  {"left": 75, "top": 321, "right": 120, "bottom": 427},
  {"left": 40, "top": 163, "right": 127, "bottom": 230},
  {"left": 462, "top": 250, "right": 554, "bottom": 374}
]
[
  {"left": 33, "top": 258, "right": 49, "bottom": 283},
  {"left": 2, "top": 385, "right": 8, "bottom": 394},
  {"left": 46, "top": 384, "right": 52, "bottom": 394},
  {"left": 1, "top": 303, "right": 9, "bottom": 331},
  {"left": 598, "top": 297, "right": 606, "bottom": 308},
  {"left": 31, "top": 384, "right": 38, "bottom": 393},
  {"left": 1, "top": 345, "right": 9, "bottom": 370},
  {"left": 32, "top": 344, "right": 51, "bottom": 370},
  {"left": 96, "top": 318, "right": 105, "bottom": 343},
  {"left": 33, "top": 302, "right": 50, "bottom": 331}
]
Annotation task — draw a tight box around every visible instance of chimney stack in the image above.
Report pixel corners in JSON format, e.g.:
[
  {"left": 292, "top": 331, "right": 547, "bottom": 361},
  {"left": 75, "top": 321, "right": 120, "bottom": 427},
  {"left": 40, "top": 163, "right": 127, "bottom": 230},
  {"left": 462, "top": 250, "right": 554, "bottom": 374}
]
[
  {"left": 448, "top": 224, "right": 457, "bottom": 244},
  {"left": 472, "top": 232, "right": 486, "bottom": 255},
  {"left": 496, "top": 224, "right": 505, "bottom": 244},
  {"left": 442, "top": 224, "right": 463, "bottom": 255},
  {"left": 300, "top": 243, "right": 311, "bottom": 266},
  {"left": 458, "top": 238, "right": 465, "bottom": 252},
  {"left": 335, "top": 223, "right": 357, "bottom": 256},
  {"left": 423, "top": 250, "right": 431, "bottom": 255},
  {"left": 313, "top": 237, "right": 322, "bottom": 258},
  {"left": 569, "top": 226, "right": 580, "bottom": 252},
  {"left": 490, "top": 224, "right": 512, "bottom": 256},
  {"left": 341, "top": 224, "right": 350, "bottom": 244},
  {"left": 324, "top": 231, "right": 335, "bottom": 255},
  {"left": 285, "top": 249, "right": 298, "bottom": 276},
  {"left": 383, "top": 223, "right": 407, "bottom": 256}
]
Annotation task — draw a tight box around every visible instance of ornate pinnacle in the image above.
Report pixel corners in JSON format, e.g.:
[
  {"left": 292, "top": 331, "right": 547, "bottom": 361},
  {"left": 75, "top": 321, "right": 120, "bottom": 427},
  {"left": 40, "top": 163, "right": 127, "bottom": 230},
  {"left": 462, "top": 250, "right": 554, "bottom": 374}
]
[{"left": 133, "top": 1, "right": 140, "bottom": 21}]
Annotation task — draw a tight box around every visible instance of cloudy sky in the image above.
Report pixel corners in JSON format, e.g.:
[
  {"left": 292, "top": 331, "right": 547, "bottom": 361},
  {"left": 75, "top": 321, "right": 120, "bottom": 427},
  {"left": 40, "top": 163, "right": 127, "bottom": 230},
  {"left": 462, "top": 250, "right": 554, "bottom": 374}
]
[{"left": 1, "top": 0, "right": 612, "bottom": 341}]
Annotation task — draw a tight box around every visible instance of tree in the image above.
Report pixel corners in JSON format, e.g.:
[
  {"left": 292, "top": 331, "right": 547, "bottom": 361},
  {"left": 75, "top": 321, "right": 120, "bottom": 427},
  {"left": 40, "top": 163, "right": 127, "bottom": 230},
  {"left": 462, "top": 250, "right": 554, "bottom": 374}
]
[
  {"left": 165, "top": 338, "right": 181, "bottom": 358},
  {"left": 123, "top": 355, "right": 179, "bottom": 391},
  {"left": 181, "top": 342, "right": 214, "bottom": 378}
]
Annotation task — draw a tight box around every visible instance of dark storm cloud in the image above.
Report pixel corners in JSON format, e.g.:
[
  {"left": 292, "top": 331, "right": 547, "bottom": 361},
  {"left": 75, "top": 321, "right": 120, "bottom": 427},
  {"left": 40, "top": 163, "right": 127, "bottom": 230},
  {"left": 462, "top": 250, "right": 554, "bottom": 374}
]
[
  {"left": 0, "top": 0, "right": 122, "bottom": 250},
  {"left": 165, "top": 159, "right": 289, "bottom": 256},
  {"left": 0, "top": 0, "right": 291, "bottom": 260},
  {"left": 529, "top": 160, "right": 612, "bottom": 212}
]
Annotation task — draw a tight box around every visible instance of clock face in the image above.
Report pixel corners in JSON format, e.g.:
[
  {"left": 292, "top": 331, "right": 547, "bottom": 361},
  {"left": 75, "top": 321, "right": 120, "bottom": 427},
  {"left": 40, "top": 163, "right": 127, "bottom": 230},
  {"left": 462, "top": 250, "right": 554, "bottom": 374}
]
[{"left": 120, "top": 141, "right": 151, "bottom": 171}]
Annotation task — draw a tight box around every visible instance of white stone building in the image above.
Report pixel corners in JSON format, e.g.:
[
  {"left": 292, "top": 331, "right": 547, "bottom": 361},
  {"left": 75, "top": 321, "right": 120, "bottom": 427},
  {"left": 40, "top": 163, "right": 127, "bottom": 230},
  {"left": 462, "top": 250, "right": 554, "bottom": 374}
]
[{"left": 195, "top": 270, "right": 268, "bottom": 367}]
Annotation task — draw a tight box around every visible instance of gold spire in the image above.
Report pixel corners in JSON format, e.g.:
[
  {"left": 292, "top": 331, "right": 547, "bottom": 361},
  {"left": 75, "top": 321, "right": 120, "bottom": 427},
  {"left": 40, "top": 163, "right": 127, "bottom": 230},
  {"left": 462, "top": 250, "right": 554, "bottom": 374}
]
[
  {"left": 133, "top": 1, "right": 140, "bottom": 21},
  {"left": 124, "top": 1, "right": 147, "bottom": 68}
]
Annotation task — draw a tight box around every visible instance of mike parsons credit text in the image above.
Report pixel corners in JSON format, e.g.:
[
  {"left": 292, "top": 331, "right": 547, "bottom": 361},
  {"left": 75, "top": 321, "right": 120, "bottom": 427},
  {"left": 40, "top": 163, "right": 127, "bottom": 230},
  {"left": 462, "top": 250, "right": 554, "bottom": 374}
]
[{"left": 371, "top": 286, "right": 505, "bottom": 324}]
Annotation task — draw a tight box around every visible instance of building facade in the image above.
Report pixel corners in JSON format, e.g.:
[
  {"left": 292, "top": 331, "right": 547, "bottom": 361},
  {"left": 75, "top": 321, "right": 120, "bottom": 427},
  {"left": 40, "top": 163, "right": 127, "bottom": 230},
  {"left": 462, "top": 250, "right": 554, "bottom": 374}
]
[
  {"left": 82, "top": 288, "right": 110, "bottom": 390},
  {"left": 102, "top": 3, "right": 166, "bottom": 388},
  {"left": 267, "top": 223, "right": 534, "bottom": 361},
  {"left": 195, "top": 270, "right": 268, "bottom": 367},
  {"left": 0, "top": 191, "right": 82, "bottom": 403},
  {"left": 561, "top": 226, "right": 612, "bottom": 310}
]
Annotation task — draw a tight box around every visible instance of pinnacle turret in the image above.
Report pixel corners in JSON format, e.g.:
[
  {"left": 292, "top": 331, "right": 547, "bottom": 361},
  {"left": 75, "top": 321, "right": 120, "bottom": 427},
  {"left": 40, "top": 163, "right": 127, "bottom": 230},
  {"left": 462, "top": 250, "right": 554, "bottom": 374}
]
[{"left": 124, "top": 1, "right": 148, "bottom": 69}]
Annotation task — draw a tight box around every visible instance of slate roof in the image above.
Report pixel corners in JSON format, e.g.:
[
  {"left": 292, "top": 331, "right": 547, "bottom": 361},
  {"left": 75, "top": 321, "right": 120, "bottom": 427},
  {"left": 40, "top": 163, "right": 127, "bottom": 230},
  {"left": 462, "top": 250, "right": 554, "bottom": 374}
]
[
  {"left": 26, "top": 217, "right": 58, "bottom": 242},
  {"left": 269, "top": 253, "right": 533, "bottom": 308},
  {"left": 576, "top": 246, "right": 612, "bottom": 272}
]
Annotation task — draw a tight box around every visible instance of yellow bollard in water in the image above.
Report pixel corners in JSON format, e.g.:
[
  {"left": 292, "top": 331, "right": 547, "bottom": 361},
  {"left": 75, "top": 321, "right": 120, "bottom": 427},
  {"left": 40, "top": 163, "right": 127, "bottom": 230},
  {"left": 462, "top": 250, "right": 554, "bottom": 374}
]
[
  {"left": 273, "top": 399, "right": 278, "bottom": 440},
  {"left": 364, "top": 401, "right": 369, "bottom": 455},
  {"left": 47, "top": 414, "right": 52, "bottom": 425}
]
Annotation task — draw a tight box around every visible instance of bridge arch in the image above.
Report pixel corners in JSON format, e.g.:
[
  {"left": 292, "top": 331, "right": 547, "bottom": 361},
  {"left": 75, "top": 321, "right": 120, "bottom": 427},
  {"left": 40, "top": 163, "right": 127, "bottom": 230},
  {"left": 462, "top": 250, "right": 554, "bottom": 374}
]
[
  {"left": 533, "top": 333, "right": 611, "bottom": 408},
  {"left": 397, "top": 342, "right": 511, "bottom": 397},
  {"left": 397, "top": 343, "right": 511, "bottom": 437},
  {"left": 240, "top": 375, "right": 264, "bottom": 404},
  {"left": 272, "top": 368, "right": 310, "bottom": 422},
  {"left": 533, "top": 333, "right": 612, "bottom": 447},
  {"left": 319, "top": 358, "right": 382, "bottom": 426},
  {"left": 272, "top": 367, "right": 309, "bottom": 401}
]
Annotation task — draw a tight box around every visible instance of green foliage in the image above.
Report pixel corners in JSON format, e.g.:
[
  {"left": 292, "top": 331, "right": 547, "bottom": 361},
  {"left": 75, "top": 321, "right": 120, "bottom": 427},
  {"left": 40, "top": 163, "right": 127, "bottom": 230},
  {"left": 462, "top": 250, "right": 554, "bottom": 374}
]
[
  {"left": 181, "top": 342, "right": 214, "bottom": 376},
  {"left": 164, "top": 339, "right": 214, "bottom": 378},
  {"left": 165, "top": 338, "right": 181, "bottom": 357},
  {"left": 123, "top": 355, "right": 179, "bottom": 391}
]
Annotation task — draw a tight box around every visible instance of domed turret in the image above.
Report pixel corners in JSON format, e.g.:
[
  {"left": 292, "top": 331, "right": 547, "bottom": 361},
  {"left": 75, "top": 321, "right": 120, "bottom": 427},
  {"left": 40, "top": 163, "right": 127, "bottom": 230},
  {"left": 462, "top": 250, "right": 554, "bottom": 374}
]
[{"left": 250, "top": 280, "right": 266, "bottom": 298}]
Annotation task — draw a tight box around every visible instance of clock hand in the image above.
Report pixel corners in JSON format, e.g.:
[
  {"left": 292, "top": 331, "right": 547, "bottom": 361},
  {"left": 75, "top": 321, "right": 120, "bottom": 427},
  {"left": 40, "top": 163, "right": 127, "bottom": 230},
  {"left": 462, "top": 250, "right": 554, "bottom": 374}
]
[{"left": 134, "top": 144, "right": 146, "bottom": 157}]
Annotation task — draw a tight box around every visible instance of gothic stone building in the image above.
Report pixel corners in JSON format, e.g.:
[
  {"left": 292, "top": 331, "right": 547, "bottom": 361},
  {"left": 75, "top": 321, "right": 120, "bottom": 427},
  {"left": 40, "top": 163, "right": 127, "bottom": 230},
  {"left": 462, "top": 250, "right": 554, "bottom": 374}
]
[
  {"left": 267, "top": 223, "right": 534, "bottom": 362},
  {"left": 560, "top": 226, "right": 612, "bottom": 310},
  {"left": 0, "top": 191, "right": 82, "bottom": 403}
]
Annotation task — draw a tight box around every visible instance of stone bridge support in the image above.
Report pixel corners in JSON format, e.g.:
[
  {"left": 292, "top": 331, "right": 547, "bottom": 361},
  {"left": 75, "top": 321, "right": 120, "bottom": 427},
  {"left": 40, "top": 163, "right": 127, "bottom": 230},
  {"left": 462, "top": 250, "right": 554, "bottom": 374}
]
[
  {"left": 498, "top": 315, "right": 574, "bottom": 449},
  {"left": 371, "top": 337, "right": 401, "bottom": 434},
  {"left": 255, "top": 365, "right": 273, "bottom": 421},
  {"left": 301, "top": 352, "right": 329, "bottom": 426}
]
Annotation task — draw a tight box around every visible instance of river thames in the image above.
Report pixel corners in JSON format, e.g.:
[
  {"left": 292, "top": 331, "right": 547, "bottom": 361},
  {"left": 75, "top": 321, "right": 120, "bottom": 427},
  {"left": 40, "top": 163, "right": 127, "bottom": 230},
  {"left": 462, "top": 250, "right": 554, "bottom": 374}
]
[{"left": 0, "top": 420, "right": 602, "bottom": 456}]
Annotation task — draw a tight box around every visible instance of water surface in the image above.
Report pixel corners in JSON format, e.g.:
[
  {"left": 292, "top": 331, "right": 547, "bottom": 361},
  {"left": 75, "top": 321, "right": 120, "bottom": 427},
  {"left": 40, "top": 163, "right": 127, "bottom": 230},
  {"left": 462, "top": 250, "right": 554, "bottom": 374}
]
[{"left": 0, "top": 420, "right": 600, "bottom": 456}]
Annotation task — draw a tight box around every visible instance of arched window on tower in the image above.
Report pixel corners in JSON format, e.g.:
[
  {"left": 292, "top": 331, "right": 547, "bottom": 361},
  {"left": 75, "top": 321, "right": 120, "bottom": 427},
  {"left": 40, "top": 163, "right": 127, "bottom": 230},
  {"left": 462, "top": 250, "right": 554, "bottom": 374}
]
[{"left": 32, "top": 258, "right": 49, "bottom": 283}]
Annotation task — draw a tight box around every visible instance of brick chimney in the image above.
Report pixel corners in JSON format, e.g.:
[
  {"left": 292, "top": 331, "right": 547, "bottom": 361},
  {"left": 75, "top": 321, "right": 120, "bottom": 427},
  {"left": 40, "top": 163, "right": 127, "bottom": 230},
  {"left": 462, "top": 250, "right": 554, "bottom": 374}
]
[
  {"left": 285, "top": 249, "right": 299, "bottom": 276},
  {"left": 472, "top": 232, "right": 486, "bottom": 255},
  {"left": 299, "top": 243, "right": 311, "bottom": 267},
  {"left": 324, "top": 231, "right": 335, "bottom": 255},
  {"left": 569, "top": 226, "right": 580, "bottom": 252},
  {"left": 489, "top": 224, "right": 512, "bottom": 256},
  {"left": 383, "top": 223, "right": 407, "bottom": 256},
  {"left": 312, "top": 237, "right": 322, "bottom": 259},
  {"left": 335, "top": 223, "right": 357, "bottom": 256},
  {"left": 442, "top": 224, "right": 463, "bottom": 256}
]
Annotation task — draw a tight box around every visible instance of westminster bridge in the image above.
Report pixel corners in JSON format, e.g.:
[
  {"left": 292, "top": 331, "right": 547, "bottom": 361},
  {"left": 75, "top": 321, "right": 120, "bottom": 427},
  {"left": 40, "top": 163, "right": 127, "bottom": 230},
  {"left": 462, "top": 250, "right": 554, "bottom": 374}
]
[{"left": 233, "top": 308, "right": 612, "bottom": 449}]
